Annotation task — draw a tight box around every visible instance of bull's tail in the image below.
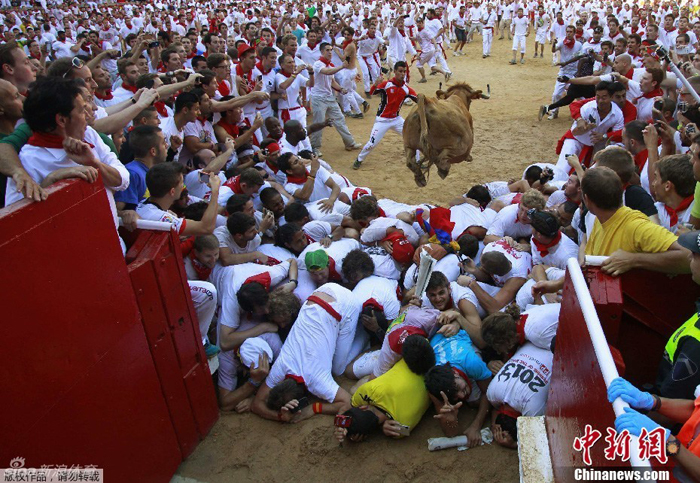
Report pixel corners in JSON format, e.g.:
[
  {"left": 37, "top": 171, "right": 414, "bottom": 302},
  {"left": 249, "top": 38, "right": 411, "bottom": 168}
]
[{"left": 417, "top": 94, "right": 429, "bottom": 148}]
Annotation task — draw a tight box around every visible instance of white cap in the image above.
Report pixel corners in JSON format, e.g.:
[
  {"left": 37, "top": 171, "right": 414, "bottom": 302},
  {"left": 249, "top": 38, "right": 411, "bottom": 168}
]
[{"left": 239, "top": 337, "right": 273, "bottom": 368}]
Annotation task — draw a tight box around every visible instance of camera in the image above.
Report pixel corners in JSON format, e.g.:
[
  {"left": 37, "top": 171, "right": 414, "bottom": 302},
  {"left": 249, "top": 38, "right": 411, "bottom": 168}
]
[
  {"left": 149, "top": 41, "right": 160, "bottom": 48},
  {"left": 289, "top": 397, "right": 309, "bottom": 414},
  {"left": 199, "top": 171, "right": 210, "bottom": 184},
  {"left": 653, "top": 99, "right": 664, "bottom": 111}
]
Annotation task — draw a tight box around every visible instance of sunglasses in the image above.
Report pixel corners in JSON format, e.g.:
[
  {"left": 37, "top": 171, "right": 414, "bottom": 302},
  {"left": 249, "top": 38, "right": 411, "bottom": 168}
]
[{"left": 62, "top": 57, "right": 84, "bottom": 78}]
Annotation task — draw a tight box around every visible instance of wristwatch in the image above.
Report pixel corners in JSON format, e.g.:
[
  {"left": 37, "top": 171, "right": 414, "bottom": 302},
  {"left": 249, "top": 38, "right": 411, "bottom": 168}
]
[{"left": 666, "top": 434, "right": 680, "bottom": 456}]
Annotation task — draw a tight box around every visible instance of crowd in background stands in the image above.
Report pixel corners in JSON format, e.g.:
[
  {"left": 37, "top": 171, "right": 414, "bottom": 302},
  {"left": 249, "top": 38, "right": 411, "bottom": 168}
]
[{"left": 5, "top": 0, "right": 700, "bottom": 477}]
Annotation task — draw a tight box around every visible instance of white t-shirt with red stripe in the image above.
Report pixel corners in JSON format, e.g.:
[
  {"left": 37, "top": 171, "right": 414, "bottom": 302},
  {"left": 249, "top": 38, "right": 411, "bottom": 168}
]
[
  {"left": 361, "top": 217, "right": 420, "bottom": 245},
  {"left": 517, "top": 303, "right": 560, "bottom": 350},
  {"left": 265, "top": 283, "right": 362, "bottom": 402},
  {"left": 353, "top": 275, "right": 401, "bottom": 320},
  {"left": 486, "top": 342, "right": 553, "bottom": 416}
]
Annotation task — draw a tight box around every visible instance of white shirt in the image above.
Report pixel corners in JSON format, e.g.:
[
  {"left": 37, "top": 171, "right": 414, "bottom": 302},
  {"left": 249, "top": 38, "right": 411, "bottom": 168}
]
[
  {"left": 421, "top": 281, "right": 479, "bottom": 312},
  {"left": 361, "top": 217, "right": 420, "bottom": 245},
  {"left": 487, "top": 343, "right": 553, "bottom": 416},
  {"left": 531, "top": 230, "right": 579, "bottom": 269},
  {"left": 481, "top": 239, "right": 533, "bottom": 286},
  {"left": 353, "top": 275, "right": 401, "bottom": 320},
  {"left": 265, "top": 283, "right": 362, "bottom": 402},
  {"left": 512, "top": 15, "right": 529, "bottom": 35},
  {"left": 136, "top": 200, "right": 186, "bottom": 234},
  {"left": 486, "top": 203, "right": 533, "bottom": 240},
  {"left": 519, "top": 303, "right": 560, "bottom": 350},
  {"left": 213, "top": 225, "right": 262, "bottom": 254},
  {"left": 298, "top": 239, "right": 361, "bottom": 273},
  {"left": 276, "top": 71, "right": 308, "bottom": 110},
  {"left": 284, "top": 165, "right": 334, "bottom": 203},
  {"left": 450, "top": 203, "right": 493, "bottom": 239},
  {"left": 310, "top": 59, "right": 338, "bottom": 98},
  {"left": 52, "top": 39, "right": 75, "bottom": 58},
  {"left": 570, "top": 99, "right": 624, "bottom": 146},
  {"left": 159, "top": 116, "right": 186, "bottom": 163},
  {"left": 655, "top": 201, "right": 692, "bottom": 234}
]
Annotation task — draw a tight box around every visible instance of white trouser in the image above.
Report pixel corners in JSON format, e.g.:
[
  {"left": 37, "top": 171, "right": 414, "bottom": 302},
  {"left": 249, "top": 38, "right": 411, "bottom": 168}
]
[
  {"left": 188, "top": 280, "right": 217, "bottom": 344},
  {"left": 357, "top": 117, "right": 404, "bottom": 163},
  {"left": 306, "top": 199, "right": 351, "bottom": 224},
  {"left": 332, "top": 306, "right": 368, "bottom": 376},
  {"left": 337, "top": 68, "right": 362, "bottom": 113},
  {"left": 416, "top": 49, "right": 436, "bottom": 68},
  {"left": 556, "top": 138, "right": 585, "bottom": 173},
  {"left": 483, "top": 27, "right": 494, "bottom": 55},
  {"left": 359, "top": 54, "right": 381, "bottom": 92},
  {"left": 512, "top": 34, "right": 527, "bottom": 53},
  {"left": 550, "top": 80, "right": 568, "bottom": 114},
  {"left": 278, "top": 105, "right": 308, "bottom": 128},
  {"left": 429, "top": 44, "right": 451, "bottom": 73},
  {"left": 535, "top": 30, "right": 547, "bottom": 44}
]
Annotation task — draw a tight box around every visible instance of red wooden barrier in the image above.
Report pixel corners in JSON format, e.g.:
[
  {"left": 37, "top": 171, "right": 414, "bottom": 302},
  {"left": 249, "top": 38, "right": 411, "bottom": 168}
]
[
  {"left": 127, "top": 231, "right": 218, "bottom": 457},
  {"left": 0, "top": 180, "right": 182, "bottom": 481},
  {"left": 0, "top": 179, "right": 217, "bottom": 481},
  {"left": 546, "top": 267, "right": 699, "bottom": 480}
]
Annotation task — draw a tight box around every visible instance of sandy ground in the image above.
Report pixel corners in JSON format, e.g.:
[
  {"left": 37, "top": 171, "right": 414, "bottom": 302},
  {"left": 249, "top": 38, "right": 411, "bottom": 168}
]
[{"left": 175, "top": 33, "right": 570, "bottom": 483}]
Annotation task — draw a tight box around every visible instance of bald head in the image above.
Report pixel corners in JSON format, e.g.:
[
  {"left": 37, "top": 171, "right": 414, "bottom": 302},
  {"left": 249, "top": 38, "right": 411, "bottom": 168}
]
[
  {"left": 614, "top": 53, "right": 632, "bottom": 71},
  {"left": 0, "top": 78, "right": 23, "bottom": 125}
]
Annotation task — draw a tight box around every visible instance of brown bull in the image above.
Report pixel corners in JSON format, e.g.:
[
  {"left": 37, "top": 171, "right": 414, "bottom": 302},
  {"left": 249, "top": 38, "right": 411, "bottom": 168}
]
[{"left": 403, "top": 82, "right": 490, "bottom": 187}]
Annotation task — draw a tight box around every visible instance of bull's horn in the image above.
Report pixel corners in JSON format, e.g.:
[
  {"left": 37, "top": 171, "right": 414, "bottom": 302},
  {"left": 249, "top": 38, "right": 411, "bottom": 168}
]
[{"left": 481, "top": 84, "right": 491, "bottom": 99}]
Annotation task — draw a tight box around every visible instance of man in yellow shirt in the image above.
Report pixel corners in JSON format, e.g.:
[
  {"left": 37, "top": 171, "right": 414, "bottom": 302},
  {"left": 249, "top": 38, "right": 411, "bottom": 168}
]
[
  {"left": 334, "top": 335, "right": 434, "bottom": 443},
  {"left": 581, "top": 167, "right": 689, "bottom": 276}
]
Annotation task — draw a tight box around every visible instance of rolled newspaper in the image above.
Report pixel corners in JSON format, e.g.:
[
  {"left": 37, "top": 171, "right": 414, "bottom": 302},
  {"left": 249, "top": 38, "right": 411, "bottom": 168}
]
[
  {"left": 414, "top": 248, "right": 437, "bottom": 299},
  {"left": 427, "top": 428, "right": 494, "bottom": 451}
]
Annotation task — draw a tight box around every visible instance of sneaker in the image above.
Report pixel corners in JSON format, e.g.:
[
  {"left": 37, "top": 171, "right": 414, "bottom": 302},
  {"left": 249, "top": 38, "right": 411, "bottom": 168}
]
[
  {"left": 352, "top": 159, "right": 362, "bottom": 170},
  {"left": 538, "top": 105, "right": 548, "bottom": 121},
  {"left": 482, "top": 54, "right": 487, "bottom": 58},
  {"left": 520, "top": 58, "right": 525, "bottom": 64},
  {"left": 345, "top": 143, "right": 362, "bottom": 151},
  {"left": 430, "top": 71, "right": 438, "bottom": 75},
  {"left": 362, "top": 101, "right": 370, "bottom": 113},
  {"left": 540, "top": 53, "right": 544, "bottom": 58},
  {"left": 418, "top": 78, "right": 428, "bottom": 83},
  {"left": 405, "top": 99, "right": 414, "bottom": 106},
  {"left": 349, "top": 112, "right": 364, "bottom": 119},
  {"left": 313, "top": 149, "right": 323, "bottom": 157},
  {"left": 509, "top": 59, "right": 516, "bottom": 65},
  {"left": 365, "top": 91, "right": 372, "bottom": 99},
  {"left": 533, "top": 53, "right": 538, "bottom": 58},
  {"left": 444, "top": 72, "right": 452, "bottom": 81},
  {"left": 547, "top": 111, "right": 556, "bottom": 121},
  {"left": 204, "top": 342, "right": 220, "bottom": 358}
]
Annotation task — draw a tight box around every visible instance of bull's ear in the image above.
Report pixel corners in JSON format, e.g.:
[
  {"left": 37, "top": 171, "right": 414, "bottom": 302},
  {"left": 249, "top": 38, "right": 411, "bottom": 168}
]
[
  {"left": 471, "top": 90, "right": 484, "bottom": 99},
  {"left": 436, "top": 90, "right": 446, "bottom": 99}
]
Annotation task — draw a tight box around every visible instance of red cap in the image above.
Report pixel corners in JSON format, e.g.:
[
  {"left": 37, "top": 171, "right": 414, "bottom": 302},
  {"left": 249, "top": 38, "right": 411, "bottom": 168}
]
[
  {"left": 237, "top": 43, "right": 255, "bottom": 58},
  {"left": 384, "top": 231, "right": 415, "bottom": 265},
  {"left": 388, "top": 325, "right": 428, "bottom": 353},
  {"left": 266, "top": 142, "right": 280, "bottom": 153}
]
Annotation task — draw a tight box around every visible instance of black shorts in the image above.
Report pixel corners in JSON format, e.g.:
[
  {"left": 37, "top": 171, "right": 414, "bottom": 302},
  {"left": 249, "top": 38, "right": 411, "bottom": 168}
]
[
  {"left": 455, "top": 28, "right": 467, "bottom": 42},
  {"left": 498, "top": 14, "right": 502, "bottom": 22}
]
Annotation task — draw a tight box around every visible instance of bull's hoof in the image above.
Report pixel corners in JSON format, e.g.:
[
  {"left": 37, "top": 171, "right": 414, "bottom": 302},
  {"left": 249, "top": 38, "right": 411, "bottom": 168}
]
[
  {"left": 467, "top": 155, "right": 473, "bottom": 162},
  {"left": 414, "top": 172, "right": 427, "bottom": 187},
  {"left": 437, "top": 168, "right": 449, "bottom": 179}
]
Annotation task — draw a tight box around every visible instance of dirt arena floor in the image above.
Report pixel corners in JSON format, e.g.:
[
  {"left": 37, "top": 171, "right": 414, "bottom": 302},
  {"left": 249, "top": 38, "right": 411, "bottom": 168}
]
[{"left": 175, "top": 33, "right": 570, "bottom": 483}]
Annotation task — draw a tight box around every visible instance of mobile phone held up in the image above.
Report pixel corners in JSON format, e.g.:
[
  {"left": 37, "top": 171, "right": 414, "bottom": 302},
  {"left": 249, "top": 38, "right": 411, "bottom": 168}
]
[{"left": 334, "top": 414, "right": 352, "bottom": 428}]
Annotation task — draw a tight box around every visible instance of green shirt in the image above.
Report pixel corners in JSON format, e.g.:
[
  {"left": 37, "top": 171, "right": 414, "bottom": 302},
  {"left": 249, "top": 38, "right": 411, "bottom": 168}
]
[
  {"left": 0, "top": 123, "right": 118, "bottom": 155},
  {"left": 692, "top": 182, "right": 700, "bottom": 219}
]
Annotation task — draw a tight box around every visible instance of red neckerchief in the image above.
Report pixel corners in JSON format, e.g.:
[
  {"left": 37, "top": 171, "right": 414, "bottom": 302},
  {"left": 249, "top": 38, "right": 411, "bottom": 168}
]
[
  {"left": 397, "top": 28, "right": 406, "bottom": 37},
  {"left": 636, "top": 87, "right": 663, "bottom": 101},
  {"left": 188, "top": 252, "right": 212, "bottom": 280},
  {"left": 665, "top": 196, "right": 694, "bottom": 226},
  {"left": 574, "top": 30, "right": 584, "bottom": 39},
  {"left": 306, "top": 41, "right": 317, "bottom": 50},
  {"left": 154, "top": 101, "right": 169, "bottom": 117},
  {"left": 286, "top": 171, "right": 309, "bottom": 184},
  {"left": 265, "top": 159, "right": 279, "bottom": 173},
  {"left": 280, "top": 69, "right": 293, "bottom": 78},
  {"left": 319, "top": 56, "right": 333, "bottom": 67},
  {"left": 341, "top": 38, "right": 354, "bottom": 49},
  {"left": 589, "top": 39, "right": 600, "bottom": 44},
  {"left": 680, "top": 28, "right": 689, "bottom": 34},
  {"left": 285, "top": 374, "right": 306, "bottom": 388},
  {"left": 196, "top": 116, "right": 207, "bottom": 126},
  {"left": 255, "top": 61, "right": 271, "bottom": 75},
  {"left": 516, "top": 313, "right": 529, "bottom": 346},
  {"left": 378, "top": 207, "right": 387, "bottom": 217},
  {"left": 307, "top": 294, "right": 342, "bottom": 320},
  {"left": 633, "top": 149, "right": 648, "bottom": 170},
  {"left": 187, "top": 51, "right": 196, "bottom": 59},
  {"left": 224, "top": 175, "right": 243, "bottom": 194},
  {"left": 297, "top": 20, "right": 306, "bottom": 28},
  {"left": 328, "top": 257, "right": 342, "bottom": 282},
  {"left": 368, "top": 32, "right": 375, "bottom": 39},
  {"left": 563, "top": 37, "right": 575, "bottom": 48},
  {"left": 666, "top": 26, "right": 676, "bottom": 33},
  {"left": 624, "top": 68, "right": 634, "bottom": 79},
  {"left": 218, "top": 79, "right": 230, "bottom": 97},
  {"left": 122, "top": 82, "right": 137, "bottom": 93},
  {"left": 235, "top": 63, "right": 253, "bottom": 93},
  {"left": 27, "top": 131, "right": 64, "bottom": 148},
  {"left": 217, "top": 120, "right": 240, "bottom": 138},
  {"left": 557, "top": 18, "right": 564, "bottom": 25},
  {"left": 532, "top": 232, "right": 562, "bottom": 257},
  {"left": 95, "top": 89, "right": 113, "bottom": 101}
]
